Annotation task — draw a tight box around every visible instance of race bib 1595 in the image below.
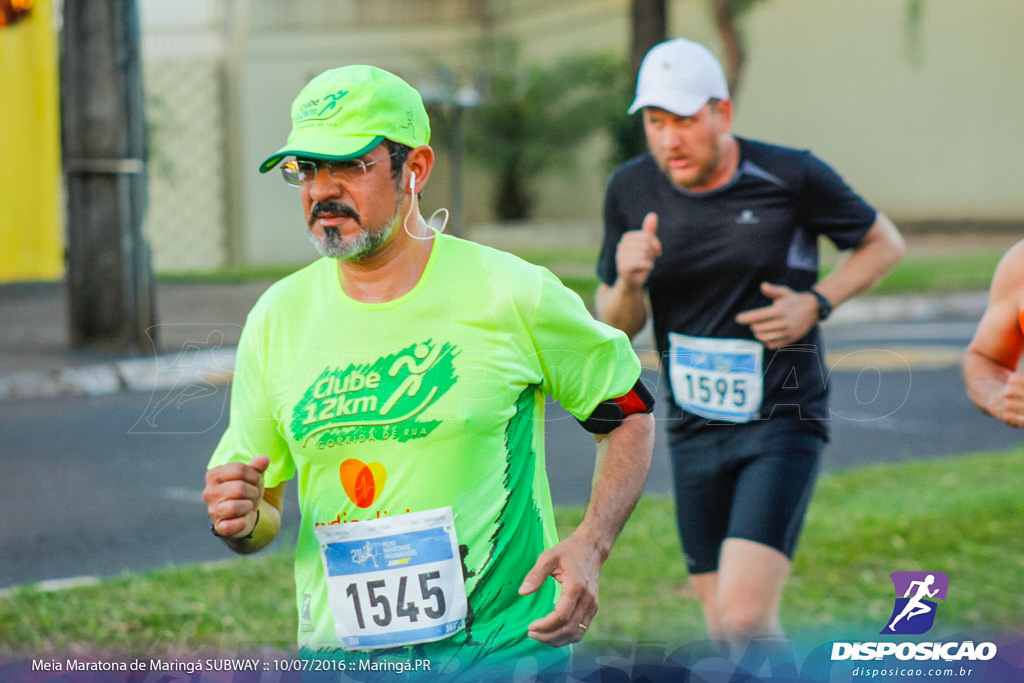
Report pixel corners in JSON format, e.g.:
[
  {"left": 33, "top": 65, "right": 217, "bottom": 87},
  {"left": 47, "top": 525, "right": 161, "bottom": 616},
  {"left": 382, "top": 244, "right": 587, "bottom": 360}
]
[{"left": 668, "top": 333, "right": 764, "bottom": 423}]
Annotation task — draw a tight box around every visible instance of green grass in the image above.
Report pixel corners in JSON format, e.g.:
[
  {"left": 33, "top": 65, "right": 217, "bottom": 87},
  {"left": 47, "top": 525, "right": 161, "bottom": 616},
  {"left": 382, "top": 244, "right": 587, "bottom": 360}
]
[
  {"left": 2, "top": 448, "right": 1022, "bottom": 659},
  {"left": 552, "top": 250, "right": 1006, "bottom": 304},
  {"left": 506, "top": 248, "right": 601, "bottom": 269},
  {"left": 155, "top": 243, "right": 1004, "bottom": 304},
  {"left": 509, "top": 240, "right": 1010, "bottom": 299},
  {"left": 548, "top": 248, "right": 1007, "bottom": 302},
  {"left": 591, "top": 448, "right": 1024, "bottom": 647},
  {"left": 869, "top": 250, "right": 1003, "bottom": 294}
]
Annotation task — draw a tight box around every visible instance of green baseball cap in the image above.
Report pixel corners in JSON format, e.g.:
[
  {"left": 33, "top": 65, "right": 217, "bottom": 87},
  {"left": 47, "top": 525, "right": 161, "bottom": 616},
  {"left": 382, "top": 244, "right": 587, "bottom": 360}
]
[{"left": 259, "top": 65, "right": 431, "bottom": 173}]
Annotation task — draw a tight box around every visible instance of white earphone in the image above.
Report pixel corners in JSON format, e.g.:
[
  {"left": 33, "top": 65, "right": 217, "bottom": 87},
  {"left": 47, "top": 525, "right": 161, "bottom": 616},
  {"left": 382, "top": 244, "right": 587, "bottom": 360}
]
[{"left": 403, "top": 170, "right": 448, "bottom": 239}]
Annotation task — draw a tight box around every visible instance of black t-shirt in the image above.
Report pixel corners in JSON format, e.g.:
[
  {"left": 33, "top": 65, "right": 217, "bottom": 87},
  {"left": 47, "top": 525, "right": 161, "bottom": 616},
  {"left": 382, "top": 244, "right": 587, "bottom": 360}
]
[{"left": 598, "top": 137, "right": 877, "bottom": 439}]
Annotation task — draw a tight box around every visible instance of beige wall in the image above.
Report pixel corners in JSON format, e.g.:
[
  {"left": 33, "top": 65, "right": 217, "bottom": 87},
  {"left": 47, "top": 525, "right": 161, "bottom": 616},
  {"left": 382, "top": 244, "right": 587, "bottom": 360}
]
[
  {"left": 141, "top": 0, "right": 1024, "bottom": 271},
  {"left": 736, "top": 0, "right": 1024, "bottom": 224},
  {"left": 518, "top": 0, "right": 1024, "bottom": 229}
]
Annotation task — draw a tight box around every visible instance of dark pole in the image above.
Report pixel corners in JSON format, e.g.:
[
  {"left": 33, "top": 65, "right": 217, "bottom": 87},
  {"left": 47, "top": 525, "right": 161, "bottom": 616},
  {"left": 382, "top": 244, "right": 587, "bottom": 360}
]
[{"left": 61, "top": 0, "right": 155, "bottom": 352}]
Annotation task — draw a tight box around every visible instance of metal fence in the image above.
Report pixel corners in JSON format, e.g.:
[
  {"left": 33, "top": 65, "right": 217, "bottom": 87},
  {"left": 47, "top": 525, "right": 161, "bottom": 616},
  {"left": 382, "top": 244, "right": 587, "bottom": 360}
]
[{"left": 143, "top": 57, "right": 229, "bottom": 272}]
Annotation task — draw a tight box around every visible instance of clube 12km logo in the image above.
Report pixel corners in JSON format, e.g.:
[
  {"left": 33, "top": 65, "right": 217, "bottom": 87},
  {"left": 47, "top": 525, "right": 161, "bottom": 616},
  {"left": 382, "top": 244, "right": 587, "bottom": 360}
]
[
  {"left": 831, "top": 571, "right": 997, "bottom": 663},
  {"left": 291, "top": 340, "right": 459, "bottom": 450}
]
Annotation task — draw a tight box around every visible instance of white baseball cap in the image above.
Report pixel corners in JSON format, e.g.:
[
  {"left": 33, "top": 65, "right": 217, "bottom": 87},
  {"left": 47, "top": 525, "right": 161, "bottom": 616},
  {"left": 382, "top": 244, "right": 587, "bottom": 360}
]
[{"left": 628, "top": 38, "right": 730, "bottom": 116}]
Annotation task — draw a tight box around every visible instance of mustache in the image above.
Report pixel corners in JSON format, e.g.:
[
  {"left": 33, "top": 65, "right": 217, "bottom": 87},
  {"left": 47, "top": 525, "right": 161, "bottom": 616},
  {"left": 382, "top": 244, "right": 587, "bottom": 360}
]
[{"left": 309, "top": 201, "right": 361, "bottom": 226}]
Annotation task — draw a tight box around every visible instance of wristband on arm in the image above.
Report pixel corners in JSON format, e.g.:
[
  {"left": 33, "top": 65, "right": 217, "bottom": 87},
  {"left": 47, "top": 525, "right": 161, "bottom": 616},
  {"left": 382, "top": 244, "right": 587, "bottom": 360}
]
[{"left": 577, "top": 379, "right": 656, "bottom": 434}]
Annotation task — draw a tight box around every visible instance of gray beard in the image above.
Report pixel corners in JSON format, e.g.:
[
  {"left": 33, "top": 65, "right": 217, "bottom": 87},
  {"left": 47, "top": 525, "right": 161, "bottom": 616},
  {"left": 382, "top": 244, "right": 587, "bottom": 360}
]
[{"left": 309, "top": 213, "right": 400, "bottom": 261}]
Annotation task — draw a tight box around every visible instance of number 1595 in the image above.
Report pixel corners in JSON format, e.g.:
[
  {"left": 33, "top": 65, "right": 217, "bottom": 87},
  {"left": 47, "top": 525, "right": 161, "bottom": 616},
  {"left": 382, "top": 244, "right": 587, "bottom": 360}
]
[{"left": 683, "top": 373, "right": 748, "bottom": 407}]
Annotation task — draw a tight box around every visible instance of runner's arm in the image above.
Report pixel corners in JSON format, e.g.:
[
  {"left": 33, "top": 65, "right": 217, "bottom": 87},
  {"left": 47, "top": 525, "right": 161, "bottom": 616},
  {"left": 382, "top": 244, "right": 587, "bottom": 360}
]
[
  {"left": 596, "top": 213, "right": 660, "bottom": 338},
  {"left": 963, "top": 240, "right": 1024, "bottom": 426},
  {"left": 812, "top": 212, "right": 905, "bottom": 309},
  {"left": 736, "top": 213, "right": 905, "bottom": 349},
  {"left": 596, "top": 282, "right": 649, "bottom": 339},
  {"left": 204, "top": 455, "right": 286, "bottom": 555},
  {"left": 518, "top": 411, "right": 655, "bottom": 646},
  {"left": 222, "top": 482, "right": 285, "bottom": 555}
]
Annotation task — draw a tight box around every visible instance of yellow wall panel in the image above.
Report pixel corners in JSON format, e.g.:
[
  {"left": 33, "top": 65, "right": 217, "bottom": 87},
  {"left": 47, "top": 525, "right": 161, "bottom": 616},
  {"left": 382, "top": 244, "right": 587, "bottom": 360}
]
[{"left": 0, "top": 0, "right": 63, "bottom": 281}]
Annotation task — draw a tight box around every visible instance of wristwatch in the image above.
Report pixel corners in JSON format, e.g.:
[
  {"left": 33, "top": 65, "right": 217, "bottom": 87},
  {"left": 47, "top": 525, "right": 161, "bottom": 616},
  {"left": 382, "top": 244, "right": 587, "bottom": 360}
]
[{"left": 809, "top": 289, "right": 832, "bottom": 322}]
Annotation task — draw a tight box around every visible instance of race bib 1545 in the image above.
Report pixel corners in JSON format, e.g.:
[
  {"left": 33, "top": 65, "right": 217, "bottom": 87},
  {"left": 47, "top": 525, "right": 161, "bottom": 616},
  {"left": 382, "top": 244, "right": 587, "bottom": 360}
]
[{"left": 315, "top": 507, "right": 467, "bottom": 650}]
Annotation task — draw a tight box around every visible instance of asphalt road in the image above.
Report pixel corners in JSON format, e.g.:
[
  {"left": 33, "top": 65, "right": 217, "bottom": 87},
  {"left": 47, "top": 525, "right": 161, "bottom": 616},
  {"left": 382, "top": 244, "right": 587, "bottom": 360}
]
[{"left": 2, "top": 320, "right": 1021, "bottom": 590}]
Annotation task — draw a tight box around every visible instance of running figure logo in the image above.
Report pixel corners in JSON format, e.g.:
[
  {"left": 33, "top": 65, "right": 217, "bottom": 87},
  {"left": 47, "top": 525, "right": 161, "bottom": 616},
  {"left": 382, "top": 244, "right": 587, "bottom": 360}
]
[{"left": 881, "top": 571, "right": 949, "bottom": 635}]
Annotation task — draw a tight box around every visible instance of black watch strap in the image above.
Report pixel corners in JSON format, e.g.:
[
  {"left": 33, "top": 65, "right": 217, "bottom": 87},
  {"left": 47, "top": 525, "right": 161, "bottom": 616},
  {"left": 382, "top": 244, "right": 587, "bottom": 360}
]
[{"left": 809, "top": 289, "right": 832, "bottom": 322}]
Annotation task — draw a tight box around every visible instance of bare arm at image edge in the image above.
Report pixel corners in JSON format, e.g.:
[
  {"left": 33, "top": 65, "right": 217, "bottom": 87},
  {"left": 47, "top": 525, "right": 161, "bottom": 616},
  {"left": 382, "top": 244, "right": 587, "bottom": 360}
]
[{"left": 963, "top": 239, "right": 1024, "bottom": 427}]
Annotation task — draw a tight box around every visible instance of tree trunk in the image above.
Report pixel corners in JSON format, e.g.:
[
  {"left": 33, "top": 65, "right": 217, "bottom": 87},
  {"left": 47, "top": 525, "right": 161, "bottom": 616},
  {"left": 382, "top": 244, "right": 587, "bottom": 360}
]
[
  {"left": 625, "top": 0, "right": 668, "bottom": 159},
  {"left": 630, "top": 0, "right": 668, "bottom": 74},
  {"left": 710, "top": 0, "right": 746, "bottom": 100},
  {"left": 495, "top": 166, "right": 533, "bottom": 221}
]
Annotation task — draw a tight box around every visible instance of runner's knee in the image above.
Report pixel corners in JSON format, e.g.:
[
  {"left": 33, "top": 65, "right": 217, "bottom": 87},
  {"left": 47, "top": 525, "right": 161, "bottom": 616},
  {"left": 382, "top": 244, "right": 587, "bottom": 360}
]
[{"left": 718, "top": 600, "right": 779, "bottom": 641}]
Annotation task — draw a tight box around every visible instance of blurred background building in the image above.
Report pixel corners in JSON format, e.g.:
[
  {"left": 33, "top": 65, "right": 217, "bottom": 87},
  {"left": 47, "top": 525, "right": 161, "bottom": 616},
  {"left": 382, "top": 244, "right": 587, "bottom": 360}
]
[{"left": 2, "top": 0, "right": 1022, "bottom": 280}]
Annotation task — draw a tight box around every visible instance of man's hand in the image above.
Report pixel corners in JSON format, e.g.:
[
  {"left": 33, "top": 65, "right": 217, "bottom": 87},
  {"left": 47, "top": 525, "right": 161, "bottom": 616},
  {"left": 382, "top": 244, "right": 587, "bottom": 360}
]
[
  {"left": 615, "top": 212, "right": 661, "bottom": 291},
  {"left": 518, "top": 533, "right": 601, "bottom": 647},
  {"left": 518, "top": 412, "right": 653, "bottom": 647},
  {"left": 204, "top": 455, "right": 270, "bottom": 539},
  {"left": 735, "top": 282, "right": 819, "bottom": 349},
  {"left": 985, "top": 371, "right": 1024, "bottom": 427},
  {"left": 597, "top": 213, "right": 660, "bottom": 337}
]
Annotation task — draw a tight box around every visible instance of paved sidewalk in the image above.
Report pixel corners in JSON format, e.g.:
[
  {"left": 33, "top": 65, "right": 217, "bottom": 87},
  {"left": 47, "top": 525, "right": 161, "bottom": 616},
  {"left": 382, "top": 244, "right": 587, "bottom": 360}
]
[
  {"left": 0, "top": 280, "right": 269, "bottom": 400},
  {"left": 0, "top": 273, "right": 989, "bottom": 402}
]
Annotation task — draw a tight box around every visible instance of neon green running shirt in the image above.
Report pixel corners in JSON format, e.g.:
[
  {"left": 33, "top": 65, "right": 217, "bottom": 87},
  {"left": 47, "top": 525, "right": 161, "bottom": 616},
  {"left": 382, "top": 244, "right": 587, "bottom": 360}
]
[{"left": 208, "top": 234, "right": 641, "bottom": 676}]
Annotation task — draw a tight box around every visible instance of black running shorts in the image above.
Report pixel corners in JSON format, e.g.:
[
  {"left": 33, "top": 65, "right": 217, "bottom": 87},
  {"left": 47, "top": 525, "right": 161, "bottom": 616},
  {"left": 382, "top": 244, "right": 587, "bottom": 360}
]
[{"left": 669, "top": 418, "right": 824, "bottom": 574}]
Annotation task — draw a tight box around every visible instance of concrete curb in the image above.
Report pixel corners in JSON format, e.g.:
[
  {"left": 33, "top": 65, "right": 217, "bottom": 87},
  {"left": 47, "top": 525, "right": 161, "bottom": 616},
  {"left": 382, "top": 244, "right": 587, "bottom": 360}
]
[
  {"left": 0, "top": 346, "right": 236, "bottom": 401},
  {"left": 824, "top": 291, "right": 989, "bottom": 325}
]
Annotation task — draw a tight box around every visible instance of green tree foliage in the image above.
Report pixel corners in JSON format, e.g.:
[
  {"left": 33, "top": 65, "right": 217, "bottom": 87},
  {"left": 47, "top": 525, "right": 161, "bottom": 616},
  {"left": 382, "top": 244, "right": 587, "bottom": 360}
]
[
  {"left": 466, "top": 52, "right": 634, "bottom": 221},
  {"left": 466, "top": 0, "right": 927, "bottom": 222}
]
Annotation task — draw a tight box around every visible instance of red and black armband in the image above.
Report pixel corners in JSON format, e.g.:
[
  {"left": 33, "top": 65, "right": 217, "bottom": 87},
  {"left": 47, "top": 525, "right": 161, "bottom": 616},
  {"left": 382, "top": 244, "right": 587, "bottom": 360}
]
[{"left": 577, "top": 379, "right": 656, "bottom": 434}]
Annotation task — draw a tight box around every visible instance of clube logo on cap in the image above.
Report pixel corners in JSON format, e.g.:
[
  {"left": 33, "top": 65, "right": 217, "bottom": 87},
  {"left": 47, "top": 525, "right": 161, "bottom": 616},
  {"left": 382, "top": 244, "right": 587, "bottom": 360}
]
[
  {"left": 294, "top": 88, "right": 351, "bottom": 124},
  {"left": 259, "top": 64, "right": 431, "bottom": 174}
]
